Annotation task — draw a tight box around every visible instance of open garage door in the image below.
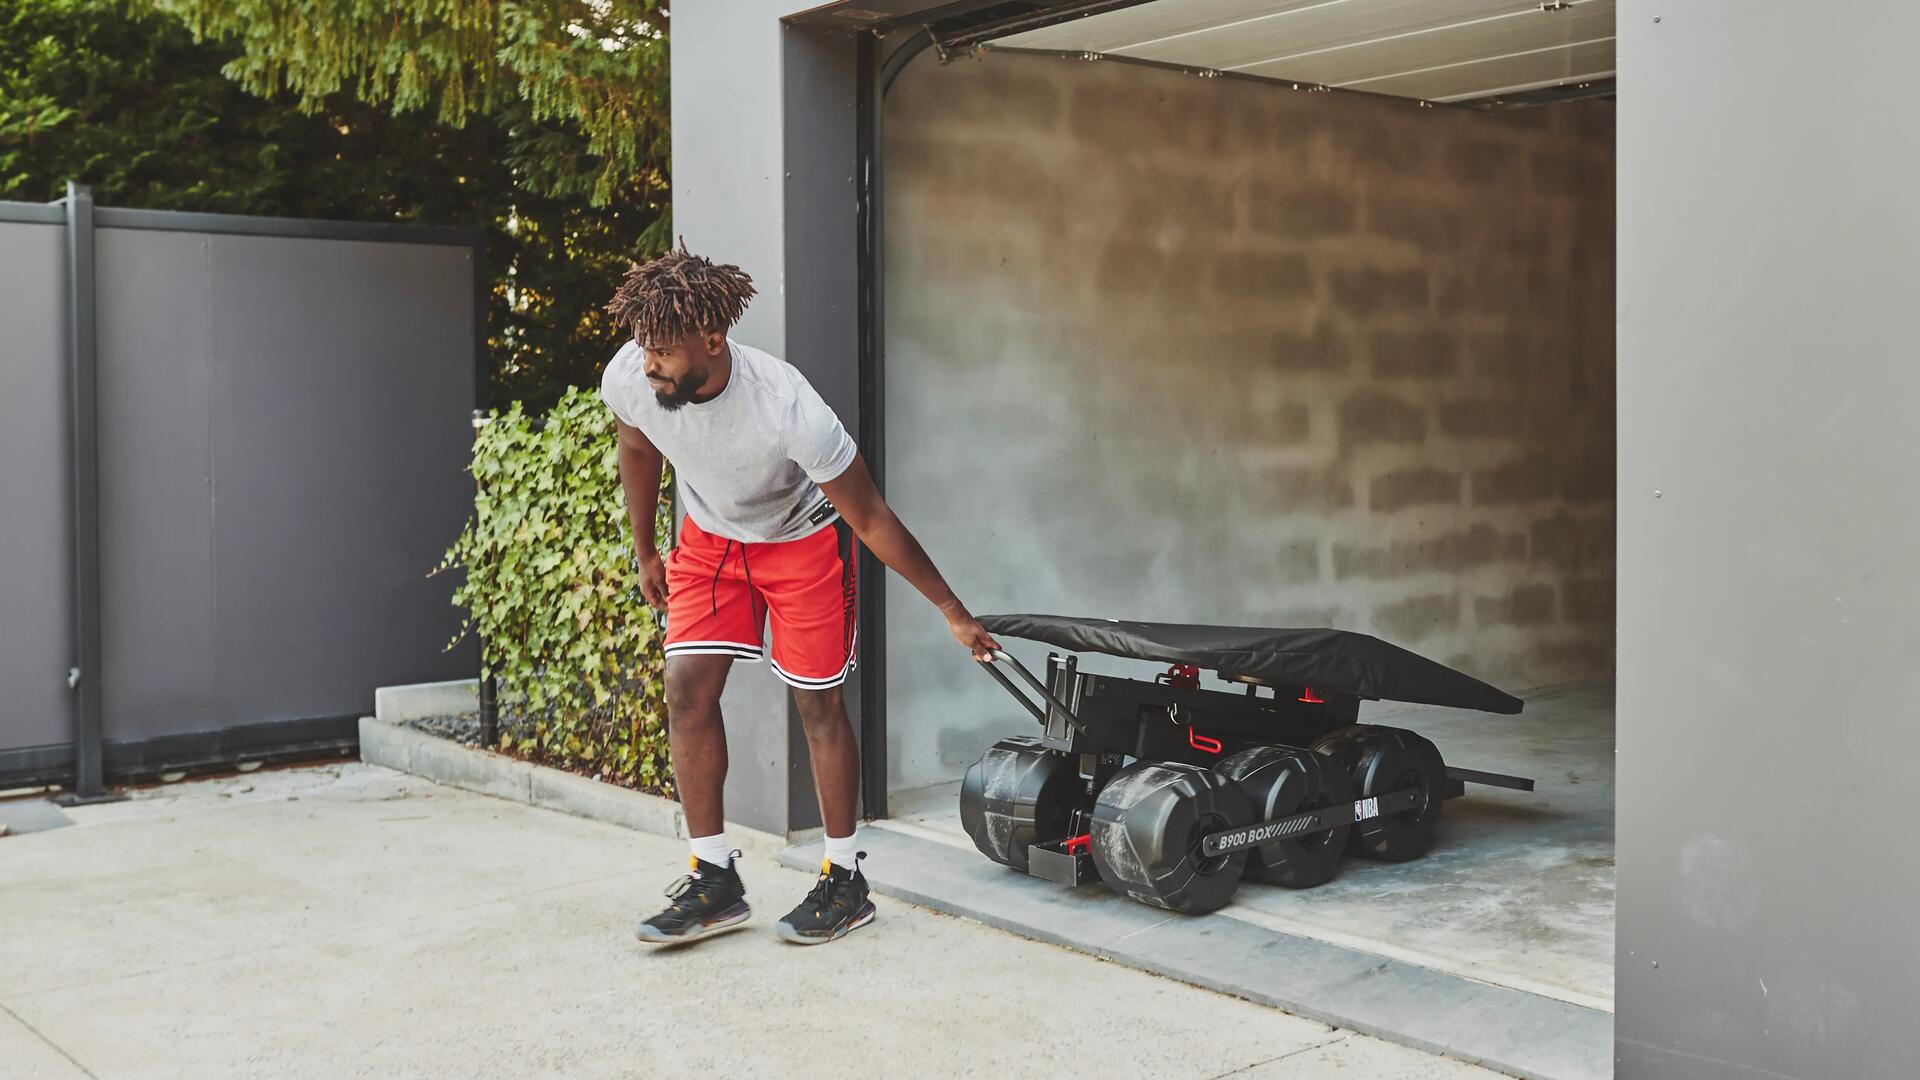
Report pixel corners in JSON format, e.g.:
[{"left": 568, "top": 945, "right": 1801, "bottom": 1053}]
[{"left": 816, "top": 1, "right": 1617, "bottom": 1075}]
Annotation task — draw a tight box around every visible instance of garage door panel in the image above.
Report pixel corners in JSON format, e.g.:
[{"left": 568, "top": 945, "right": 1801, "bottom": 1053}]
[
  {"left": 1121, "top": 0, "right": 1538, "bottom": 69},
  {"left": 1368, "top": 38, "right": 1616, "bottom": 102},
  {"left": 992, "top": 0, "right": 1615, "bottom": 107},
  {"left": 1002, "top": 0, "right": 1327, "bottom": 53},
  {"left": 1237, "top": 3, "right": 1613, "bottom": 86}
]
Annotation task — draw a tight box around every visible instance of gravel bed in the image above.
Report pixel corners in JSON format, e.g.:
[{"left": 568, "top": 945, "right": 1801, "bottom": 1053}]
[
  {"left": 396, "top": 711, "right": 671, "bottom": 798},
  {"left": 401, "top": 711, "right": 488, "bottom": 747}
]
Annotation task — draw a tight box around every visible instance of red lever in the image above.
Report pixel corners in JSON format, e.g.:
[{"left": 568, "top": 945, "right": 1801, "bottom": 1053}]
[
  {"left": 1188, "top": 728, "right": 1223, "bottom": 754},
  {"left": 1064, "top": 834, "right": 1091, "bottom": 855},
  {"left": 1298, "top": 686, "right": 1325, "bottom": 704},
  {"left": 1161, "top": 664, "right": 1201, "bottom": 689}
]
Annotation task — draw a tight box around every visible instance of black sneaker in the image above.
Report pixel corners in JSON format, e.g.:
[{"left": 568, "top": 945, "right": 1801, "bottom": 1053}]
[
  {"left": 775, "top": 854, "right": 876, "bottom": 945},
  {"left": 635, "top": 853, "right": 750, "bottom": 945}
]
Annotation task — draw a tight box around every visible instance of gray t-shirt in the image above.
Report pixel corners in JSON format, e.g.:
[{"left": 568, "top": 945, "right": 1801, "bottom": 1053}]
[{"left": 599, "top": 338, "right": 858, "bottom": 543}]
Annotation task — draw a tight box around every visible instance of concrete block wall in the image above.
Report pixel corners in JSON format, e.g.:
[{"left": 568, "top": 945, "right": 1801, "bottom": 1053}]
[{"left": 880, "top": 52, "right": 1614, "bottom": 792}]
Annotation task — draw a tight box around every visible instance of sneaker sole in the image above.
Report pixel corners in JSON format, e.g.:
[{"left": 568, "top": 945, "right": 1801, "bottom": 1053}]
[
  {"left": 774, "top": 902, "right": 876, "bottom": 945},
  {"left": 635, "top": 904, "right": 751, "bottom": 946}
]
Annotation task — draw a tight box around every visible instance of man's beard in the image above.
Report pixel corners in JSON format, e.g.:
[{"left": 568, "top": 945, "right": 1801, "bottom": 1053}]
[{"left": 652, "top": 369, "right": 708, "bottom": 411}]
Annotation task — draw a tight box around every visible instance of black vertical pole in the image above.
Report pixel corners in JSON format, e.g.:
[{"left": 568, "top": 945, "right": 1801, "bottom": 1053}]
[
  {"left": 64, "top": 181, "right": 107, "bottom": 801},
  {"left": 471, "top": 409, "right": 498, "bottom": 749},
  {"left": 478, "top": 672, "right": 498, "bottom": 748},
  {"left": 855, "top": 33, "right": 888, "bottom": 821},
  {"left": 469, "top": 240, "right": 497, "bottom": 751}
]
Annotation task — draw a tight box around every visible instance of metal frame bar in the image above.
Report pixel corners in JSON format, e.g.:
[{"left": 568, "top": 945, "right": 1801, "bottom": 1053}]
[
  {"left": 980, "top": 663, "right": 1045, "bottom": 724},
  {"left": 62, "top": 182, "right": 107, "bottom": 803},
  {"left": 1201, "top": 786, "right": 1425, "bottom": 858},
  {"left": 1446, "top": 765, "right": 1535, "bottom": 792},
  {"left": 1071, "top": 668, "right": 1360, "bottom": 757},
  {"left": 0, "top": 201, "right": 66, "bottom": 224},
  {"left": 855, "top": 29, "right": 890, "bottom": 820},
  {"left": 881, "top": 27, "right": 937, "bottom": 95},
  {"left": 92, "top": 206, "right": 480, "bottom": 247},
  {"left": 977, "top": 650, "right": 1084, "bottom": 730}
]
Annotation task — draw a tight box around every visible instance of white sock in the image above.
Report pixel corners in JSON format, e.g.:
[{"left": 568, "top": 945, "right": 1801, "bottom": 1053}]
[
  {"left": 824, "top": 832, "right": 860, "bottom": 873},
  {"left": 689, "top": 833, "right": 732, "bottom": 870}
]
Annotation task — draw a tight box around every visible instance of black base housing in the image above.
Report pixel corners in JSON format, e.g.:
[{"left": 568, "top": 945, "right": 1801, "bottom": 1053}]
[{"left": 959, "top": 630, "right": 1532, "bottom": 916}]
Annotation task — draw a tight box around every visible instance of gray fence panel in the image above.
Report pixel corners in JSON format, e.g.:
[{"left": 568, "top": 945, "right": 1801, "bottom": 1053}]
[
  {"left": 203, "top": 233, "right": 476, "bottom": 730},
  {"left": 0, "top": 221, "right": 75, "bottom": 762},
  {"left": 96, "top": 229, "right": 219, "bottom": 738},
  {"left": 2, "top": 198, "right": 478, "bottom": 783}
]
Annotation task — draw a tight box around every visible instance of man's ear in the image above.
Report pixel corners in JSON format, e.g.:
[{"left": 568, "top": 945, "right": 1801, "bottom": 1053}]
[{"left": 703, "top": 329, "right": 727, "bottom": 357}]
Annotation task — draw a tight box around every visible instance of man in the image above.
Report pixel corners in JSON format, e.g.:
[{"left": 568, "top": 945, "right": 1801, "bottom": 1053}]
[{"left": 600, "top": 246, "right": 999, "bottom": 946}]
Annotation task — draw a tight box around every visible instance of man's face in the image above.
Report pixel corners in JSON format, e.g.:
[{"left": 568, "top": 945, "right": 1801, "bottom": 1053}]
[{"left": 638, "top": 330, "right": 726, "bottom": 410}]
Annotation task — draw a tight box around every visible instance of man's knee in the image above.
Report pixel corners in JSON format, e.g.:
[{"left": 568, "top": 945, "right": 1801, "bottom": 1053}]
[
  {"left": 664, "top": 658, "right": 728, "bottom": 725},
  {"left": 792, "top": 686, "right": 848, "bottom": 734}
]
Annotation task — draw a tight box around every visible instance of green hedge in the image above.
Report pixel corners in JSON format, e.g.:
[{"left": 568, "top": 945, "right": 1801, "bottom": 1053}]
[{"left": 437, "top": 388, "right": 674, "bottom": 793}]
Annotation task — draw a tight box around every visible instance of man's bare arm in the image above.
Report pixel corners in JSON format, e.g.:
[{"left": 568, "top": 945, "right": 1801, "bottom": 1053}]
[
  {"left": 615, "top": 418, "right": 670, "bottom": 609},
  {"left": 818, "top": 453, "right": 1000, "bottom": 658}
]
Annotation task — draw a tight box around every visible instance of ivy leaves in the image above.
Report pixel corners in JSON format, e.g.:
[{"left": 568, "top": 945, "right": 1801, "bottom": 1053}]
[{"left": 437, "top": 388, "right": 675, "bottom": 792}]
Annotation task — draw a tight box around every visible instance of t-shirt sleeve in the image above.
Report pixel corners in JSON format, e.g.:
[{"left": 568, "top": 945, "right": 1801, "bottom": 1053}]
[
  {"left": 786, "top": 380, "right": 859, "bottom": 484},
  {"left": 599, "top": 345, "right": 640, "bottom": 428}
]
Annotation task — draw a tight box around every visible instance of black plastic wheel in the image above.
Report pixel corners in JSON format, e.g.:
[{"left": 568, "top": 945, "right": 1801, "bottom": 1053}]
[
  {"left": 1215, "top": 745, "right": 1356, "bottom": 888},
  {"left": 959, "top": 736, "right": 1085, "bottom": 873},
  {"left": 1311, "top": 725, "right": 1447, "bottom": 862},
  {"left": 1089, "top": 761, "right": 1253, "bottom": 914}
]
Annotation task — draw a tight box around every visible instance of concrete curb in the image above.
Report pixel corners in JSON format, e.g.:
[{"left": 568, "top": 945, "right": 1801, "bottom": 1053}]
[
  {"left": 359, "top": 714, "right": 685, "bottom": 842},
  {"left": 374, "top": 678, "right": 480, "bottom": 724},
  {"left": 359, "top": 693, "right": 793, "bottom": 863}
]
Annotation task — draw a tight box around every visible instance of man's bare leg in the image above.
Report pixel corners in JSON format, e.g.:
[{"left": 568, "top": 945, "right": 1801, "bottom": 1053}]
[
  {"left": 635, "top": 653, "right": 747, "bottom": 944},
  {"left": 663, "top": 654, "right": 733, "bottom": 838},
  {"left": 774, "top": 683, "right": 876, "bottom": 944},
  {"left": 792, "top": 685, "right": 858, "bottom": 838}
]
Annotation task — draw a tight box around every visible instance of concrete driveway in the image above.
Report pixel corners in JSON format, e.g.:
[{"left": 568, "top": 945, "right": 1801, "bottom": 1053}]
[{"left": 0, "top": 764, "right": 1501, "bottom": 1079}]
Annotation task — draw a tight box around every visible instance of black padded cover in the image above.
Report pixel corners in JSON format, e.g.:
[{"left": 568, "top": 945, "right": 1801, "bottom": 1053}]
[{"left": 981, "top": 614, "right": 1523, "bottom": 715}]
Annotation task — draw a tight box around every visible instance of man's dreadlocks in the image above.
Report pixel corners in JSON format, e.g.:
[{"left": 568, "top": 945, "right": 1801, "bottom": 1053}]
[{"left": 606, "top": 243, "right": 757, "bottom": 345}]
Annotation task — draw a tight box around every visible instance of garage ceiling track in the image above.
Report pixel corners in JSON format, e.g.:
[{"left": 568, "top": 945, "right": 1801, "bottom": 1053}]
[{"left": 986, "top": 0, "right": 1615, "bottom": 108}]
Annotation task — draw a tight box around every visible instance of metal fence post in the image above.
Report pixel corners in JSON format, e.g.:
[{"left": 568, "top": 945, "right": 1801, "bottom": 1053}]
[
  {"left": 56, "top": 181, "right": 113, "bottom": 804},
  {"left": 471, "top": 408, "right": 499, "bottom": 748},
  {"left": 479, "top": 672, "right": 498, "bottom": 748}
]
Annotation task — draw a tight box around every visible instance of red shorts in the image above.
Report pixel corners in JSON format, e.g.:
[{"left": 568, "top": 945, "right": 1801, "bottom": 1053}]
[{"left": 663, "top": 515, "right": 858, "bottom": 689}]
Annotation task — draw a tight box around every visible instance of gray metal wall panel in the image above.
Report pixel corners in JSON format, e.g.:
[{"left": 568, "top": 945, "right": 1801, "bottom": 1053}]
[
  {"left": 781, "top": 26, "right": 864, "bottom": 829},
  {"left": 0, "top": 222, "right": 74, "bottom": 753},
  {"left": 204, "top": 234, "right": 475, "bottom": 730},
  {"left": 673, "top": 0, "right": 800, "bottom": 836},
  {"left": 1616, "top": 3, "right": 1920, "bottom": 1077},
  {"left": 95, "top": 229, "right": 218, "bottom": 739},
  {"left": 782, "top": 29, "right": 861, "bottom": 429}
]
